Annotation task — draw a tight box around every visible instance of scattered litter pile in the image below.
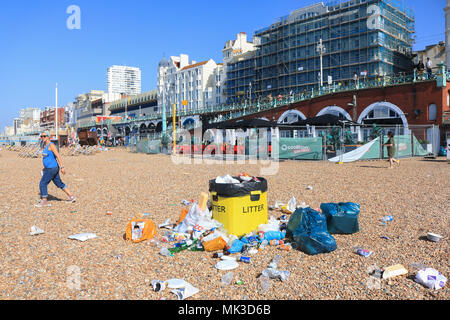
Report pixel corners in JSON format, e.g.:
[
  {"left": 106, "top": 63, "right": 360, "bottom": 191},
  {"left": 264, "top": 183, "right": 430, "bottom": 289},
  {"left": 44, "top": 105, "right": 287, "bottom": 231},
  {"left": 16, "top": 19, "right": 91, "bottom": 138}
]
[{"left": 119, "top": 172, "right": 447, "bottom": 299}]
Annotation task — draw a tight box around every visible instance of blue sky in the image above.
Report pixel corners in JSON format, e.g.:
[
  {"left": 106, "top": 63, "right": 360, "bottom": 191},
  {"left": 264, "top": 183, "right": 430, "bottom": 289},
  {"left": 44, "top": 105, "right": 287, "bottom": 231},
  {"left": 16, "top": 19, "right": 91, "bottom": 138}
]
[{"left": 0, "top": 0, "right": 446, "bottom": 131}]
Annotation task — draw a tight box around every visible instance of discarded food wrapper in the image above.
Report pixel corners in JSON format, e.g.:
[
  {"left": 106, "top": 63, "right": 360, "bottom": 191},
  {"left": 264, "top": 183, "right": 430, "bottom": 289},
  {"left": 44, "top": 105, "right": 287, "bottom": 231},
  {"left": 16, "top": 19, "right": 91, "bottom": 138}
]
[
  {"left": 171, "top": 283, "right": 199, "bottom": 300},
  {"left": 68, "top": 233, "right": 97, "bottom": 242},
  {"left": 181, "top": 200, "right": 191, "bottom": 206},
  {"left": 306, "top": 186, "right": 313, "bottom": 190},
  {"left": 414, "top": 268, "right": 447, "bottom": 290},
  {"left": 216, "top": 260, "right": 239, "bottom": 271},
  {"left": 382, "top": 264, "right": 408, "bottom": 279},
  {"left": 30, "top": 226, "right": 44, "bottom": 236},
  {"left": 426, "top": 232, "right": 442, "bottom": 242}
]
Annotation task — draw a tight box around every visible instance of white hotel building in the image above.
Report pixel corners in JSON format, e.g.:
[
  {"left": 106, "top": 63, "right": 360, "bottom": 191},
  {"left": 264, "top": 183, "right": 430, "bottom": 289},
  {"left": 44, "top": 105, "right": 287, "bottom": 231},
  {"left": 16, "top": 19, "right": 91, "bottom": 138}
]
[
  {"left": 157, "top": 33, "right": 258, "bottom": 115},
  {"left": 107, "top": 65, "right": 142, "bottom": 96},
  {"left": 157, "top": 55, "right": 224, "bottom": 113}
]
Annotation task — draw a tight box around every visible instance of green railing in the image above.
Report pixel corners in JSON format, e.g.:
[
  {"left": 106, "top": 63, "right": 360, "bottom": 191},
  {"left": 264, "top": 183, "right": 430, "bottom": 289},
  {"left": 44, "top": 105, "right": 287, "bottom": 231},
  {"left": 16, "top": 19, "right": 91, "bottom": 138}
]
[{"left": 81, "top": 70, "right": 446, "bottom": 130}]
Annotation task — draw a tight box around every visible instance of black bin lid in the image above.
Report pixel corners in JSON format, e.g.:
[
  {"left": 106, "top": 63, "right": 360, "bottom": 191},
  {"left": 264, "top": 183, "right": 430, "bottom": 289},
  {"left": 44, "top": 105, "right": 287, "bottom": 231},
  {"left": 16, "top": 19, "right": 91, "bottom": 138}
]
[{"left": 209, "top": 177, "right": 268, "bottom": 198}]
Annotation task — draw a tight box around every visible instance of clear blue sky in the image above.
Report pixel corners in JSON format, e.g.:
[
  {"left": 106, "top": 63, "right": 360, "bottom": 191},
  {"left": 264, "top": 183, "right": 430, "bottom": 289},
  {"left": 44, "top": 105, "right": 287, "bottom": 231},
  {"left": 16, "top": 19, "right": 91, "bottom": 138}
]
[{"left": 0, "top": 0, "right": 446, "bottom": 131}]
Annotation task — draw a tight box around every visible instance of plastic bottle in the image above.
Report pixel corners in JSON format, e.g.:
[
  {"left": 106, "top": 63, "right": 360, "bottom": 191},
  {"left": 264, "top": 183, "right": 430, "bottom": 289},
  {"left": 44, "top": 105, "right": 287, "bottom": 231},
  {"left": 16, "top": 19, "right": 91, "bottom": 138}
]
[
  {"left": 258, "top": 275, "right": 271, "bottom": 292},
  {"left": 268, "top": 254, "right": 281, "bottom": 269},
  {"left": 262, "top": 268, "right": 290, "bottom": 282},
  {"left": 221, "top": 272, "right": 233, "bottom": 286},
  {"left": 258, "top": 239, "right": 269, "bottom": 251},
  {"left": 159, "top": 247, "right": 173, "bottom": 257}
]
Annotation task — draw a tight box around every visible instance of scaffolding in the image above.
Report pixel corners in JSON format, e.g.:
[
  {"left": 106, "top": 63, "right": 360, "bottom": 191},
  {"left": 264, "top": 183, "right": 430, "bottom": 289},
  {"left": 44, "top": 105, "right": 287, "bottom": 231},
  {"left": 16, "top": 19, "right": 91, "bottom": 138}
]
[{"left": 254, "top": 0, "right": 415, "bottom": 98}]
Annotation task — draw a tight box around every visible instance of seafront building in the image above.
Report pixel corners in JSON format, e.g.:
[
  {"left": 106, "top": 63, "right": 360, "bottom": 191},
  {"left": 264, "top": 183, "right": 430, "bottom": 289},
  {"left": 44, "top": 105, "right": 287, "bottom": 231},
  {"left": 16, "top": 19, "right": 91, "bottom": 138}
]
[
  {"left": 444, "top": 0, "right": 450, "bottom": 68},
  {"left": 107, "top": 65, "right": 142, "bottom": 96},
  {"left": 157, "top": 54, "right": 222, "bottom": 113},
  {"left": 223, "top": 32, "right": 260, "bottom": 104}
]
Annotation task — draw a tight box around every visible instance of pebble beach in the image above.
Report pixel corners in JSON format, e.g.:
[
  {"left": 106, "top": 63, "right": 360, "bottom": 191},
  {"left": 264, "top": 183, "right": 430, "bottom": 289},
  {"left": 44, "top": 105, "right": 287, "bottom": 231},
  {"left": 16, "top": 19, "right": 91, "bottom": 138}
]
[{"left": 0, "top": 148, "right": 448, "bottom": 300}]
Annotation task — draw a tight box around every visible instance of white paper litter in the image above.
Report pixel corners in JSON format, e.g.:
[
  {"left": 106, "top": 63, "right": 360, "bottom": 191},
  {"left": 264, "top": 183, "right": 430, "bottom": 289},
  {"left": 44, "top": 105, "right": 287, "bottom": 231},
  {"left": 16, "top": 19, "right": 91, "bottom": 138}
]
[
  {"left": 30, "top": 226, "right": 44, "bottom": 236},
  {"left": 68, "top": 233, "right": 97, "bottom": 242},
  {"left": 415, "top": 268, "right": 447, "bottom": 290},
  {"left": 287, "top": 197, "right": 297, "bottom": 213},
  {"left": 215, "top": 174, "right": 240, "bottom": 184},
  {"left": 158, "top": 218, "right": 172, "bottom": 229},
  {"left": 166, "top": 279, "right": 188, "bottom": 289},
  {"left": 216, "top": 260, "right": 239, "bottom": 271},
  {"left": 171, "top": 283, "right": 199, "bottom": 300}
]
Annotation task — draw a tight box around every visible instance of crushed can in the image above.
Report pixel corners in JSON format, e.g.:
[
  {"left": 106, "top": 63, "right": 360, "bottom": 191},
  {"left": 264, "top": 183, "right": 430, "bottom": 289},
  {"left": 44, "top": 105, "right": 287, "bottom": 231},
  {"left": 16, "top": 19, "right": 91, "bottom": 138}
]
[{"left": 239, "top": 256, "right": 251, "bottom": 263}]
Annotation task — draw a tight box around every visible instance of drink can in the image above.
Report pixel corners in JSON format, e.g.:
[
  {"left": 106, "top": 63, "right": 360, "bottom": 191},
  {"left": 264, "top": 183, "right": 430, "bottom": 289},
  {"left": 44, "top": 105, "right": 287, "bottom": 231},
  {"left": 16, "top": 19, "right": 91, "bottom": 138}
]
[
  {"left": 270, "top": 240, "right": 284, "bottom": 246},
  {"left": 239, "top": 256, "right": 251, "bottom": 263},
  {"left": 248, "top": 236, "right": 258, "bottom": 246}
]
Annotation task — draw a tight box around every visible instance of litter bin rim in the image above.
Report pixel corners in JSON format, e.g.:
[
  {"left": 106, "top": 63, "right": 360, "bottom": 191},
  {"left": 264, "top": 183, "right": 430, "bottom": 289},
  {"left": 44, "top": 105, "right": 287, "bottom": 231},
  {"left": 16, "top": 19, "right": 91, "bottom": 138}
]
[{"left": 209, "top": 177, "right": 268, "bottom": 198}]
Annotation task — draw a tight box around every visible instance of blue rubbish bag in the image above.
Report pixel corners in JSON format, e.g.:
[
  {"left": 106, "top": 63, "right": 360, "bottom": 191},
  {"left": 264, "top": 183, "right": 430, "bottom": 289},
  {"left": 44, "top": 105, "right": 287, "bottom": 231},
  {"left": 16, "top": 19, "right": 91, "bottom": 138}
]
[
  {"left": 227, "top": 239, "right": 245, "bottom": 254},
  {"left": 438, "top": 146, "right": 447, "bottom": 157},
  {"left": 262, "top": 231, "right": 286, "bottom": 241},
  {"left": 320, "top": 202, "right": 360, "bottom": 234},
  {"left": 287, "top": 207, "right": 337, "bottom": 255}
]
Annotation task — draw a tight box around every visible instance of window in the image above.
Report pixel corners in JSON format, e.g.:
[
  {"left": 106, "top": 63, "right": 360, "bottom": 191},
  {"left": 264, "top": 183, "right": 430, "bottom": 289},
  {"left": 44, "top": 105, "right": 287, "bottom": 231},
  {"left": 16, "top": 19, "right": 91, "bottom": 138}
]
[{"left": 428, "top": 104, "right": 437, "bottom": 121}]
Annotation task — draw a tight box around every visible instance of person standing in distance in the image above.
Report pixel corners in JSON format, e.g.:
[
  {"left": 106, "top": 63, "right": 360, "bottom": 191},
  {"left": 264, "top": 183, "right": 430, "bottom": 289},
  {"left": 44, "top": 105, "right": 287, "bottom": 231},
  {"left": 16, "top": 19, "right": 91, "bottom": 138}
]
[
  {"left": 35, "top": 131, "right": 76, "bottom": 207},
  {"left": 382, "top": 131, "right": 400, "bottom": 169}
]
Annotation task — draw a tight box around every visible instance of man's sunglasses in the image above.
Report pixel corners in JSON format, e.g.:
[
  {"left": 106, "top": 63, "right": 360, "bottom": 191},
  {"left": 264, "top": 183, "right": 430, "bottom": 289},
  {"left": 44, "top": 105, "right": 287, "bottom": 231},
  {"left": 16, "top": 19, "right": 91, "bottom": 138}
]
[{"left": 40, "top": 135, "right": 47, "bottom": 138}]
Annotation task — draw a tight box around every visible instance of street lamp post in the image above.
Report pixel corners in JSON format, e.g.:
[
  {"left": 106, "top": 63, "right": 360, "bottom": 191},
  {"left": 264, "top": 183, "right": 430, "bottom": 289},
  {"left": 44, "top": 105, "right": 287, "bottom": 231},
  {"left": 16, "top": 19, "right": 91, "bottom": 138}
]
[
  {"left": 316, "top": 39, "right": 326, "bottom": 89},
  {"left": 55, "top": 83, "right": 58, "bottom": 144}
]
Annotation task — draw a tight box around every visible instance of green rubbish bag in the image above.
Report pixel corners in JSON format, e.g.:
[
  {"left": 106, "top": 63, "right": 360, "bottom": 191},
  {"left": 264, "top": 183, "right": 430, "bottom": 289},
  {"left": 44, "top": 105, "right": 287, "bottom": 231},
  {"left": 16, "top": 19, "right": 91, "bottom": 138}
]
[{"left": 320, "top": 202, "right": 360, "bottom": 234}]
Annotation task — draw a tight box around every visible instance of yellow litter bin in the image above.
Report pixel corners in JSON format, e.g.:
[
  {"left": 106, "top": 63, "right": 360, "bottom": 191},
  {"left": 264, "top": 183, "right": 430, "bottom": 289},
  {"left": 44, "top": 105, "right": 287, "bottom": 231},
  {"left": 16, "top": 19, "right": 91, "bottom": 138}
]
[{"left": 209, "top": 177, "right": 268, "bottom": 238}]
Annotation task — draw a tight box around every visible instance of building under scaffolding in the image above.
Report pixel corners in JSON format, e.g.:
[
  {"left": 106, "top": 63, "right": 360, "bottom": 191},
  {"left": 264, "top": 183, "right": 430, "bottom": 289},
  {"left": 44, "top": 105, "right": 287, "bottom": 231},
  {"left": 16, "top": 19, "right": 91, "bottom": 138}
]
[{"left": 253, "top": 0, "right": 415, "bottom": 97}]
